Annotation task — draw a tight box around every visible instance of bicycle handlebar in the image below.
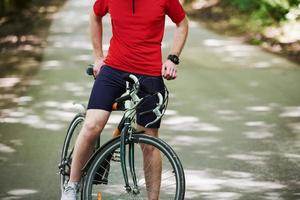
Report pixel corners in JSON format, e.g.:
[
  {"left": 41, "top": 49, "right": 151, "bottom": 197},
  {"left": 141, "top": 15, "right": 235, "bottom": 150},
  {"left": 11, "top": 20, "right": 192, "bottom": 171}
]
[
  {"left": 143, "top": 92, "right": 163, "bottom": 127},
  {"left": 86, "top": 64, "right": 165, "bottom": 127}
]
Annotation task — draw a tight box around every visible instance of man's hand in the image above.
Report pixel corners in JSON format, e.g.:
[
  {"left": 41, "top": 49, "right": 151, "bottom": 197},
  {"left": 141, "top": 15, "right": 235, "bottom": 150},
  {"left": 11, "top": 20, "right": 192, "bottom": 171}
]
[
  {"left": 93, "top": 57, "right": 105, "bottom": 77},
  {"left": 162, "top": 60, "right": 177, "bottom": 80}
]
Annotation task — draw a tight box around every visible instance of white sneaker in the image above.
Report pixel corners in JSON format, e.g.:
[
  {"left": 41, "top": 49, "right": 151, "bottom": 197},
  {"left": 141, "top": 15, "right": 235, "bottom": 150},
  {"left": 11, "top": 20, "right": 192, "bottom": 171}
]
[{"left": 61, "top": 182, "right": 79, "bottom": 200}]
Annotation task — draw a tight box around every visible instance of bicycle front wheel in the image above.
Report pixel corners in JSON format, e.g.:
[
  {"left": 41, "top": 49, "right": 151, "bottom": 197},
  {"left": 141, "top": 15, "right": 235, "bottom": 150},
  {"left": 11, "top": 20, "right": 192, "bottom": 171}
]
[
  {"left": 82, "top": 133, "right": 185, "bottom": 200},
  {"left": 59, "top": 113, "right": 85, "bottom": 192}
]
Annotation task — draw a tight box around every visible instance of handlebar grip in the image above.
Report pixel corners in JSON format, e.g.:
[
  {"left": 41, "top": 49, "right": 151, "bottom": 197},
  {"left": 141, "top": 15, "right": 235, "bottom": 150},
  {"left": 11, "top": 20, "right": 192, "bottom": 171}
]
[
  {"left": 122, "top": 74, "right": 139, "bottom": 85},
  {"left": 139, "top": 93, "right": 164, "bottom": 117},
  {"left": 86, "top": 67, "right": 94, "bottom": 76},
  {"left": 157, "top": 93, "right": 163, "bottom": 106}
]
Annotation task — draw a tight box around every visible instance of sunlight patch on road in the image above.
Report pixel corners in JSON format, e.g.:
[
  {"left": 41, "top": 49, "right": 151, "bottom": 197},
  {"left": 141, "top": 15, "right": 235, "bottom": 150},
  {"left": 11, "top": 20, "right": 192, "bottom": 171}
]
[
  {"left": 41, "top": 100, "right": 84, "bottom": 111},
  {"left": 185, "top": 170, "right": 226, "bottom": 192},
  {"left": 12, "top": 96, "right": 33, "bottom": 106},
  {"left": 69, "top": 41, "right": 93, "bottom": 50},
  {"left": 227, "top": 153, "right": 266, "bottom": 165},
  {"left": 284, "top": 153, "right": 300, "bottom": 159},
  {"left": 0, "top": 143, "right": 16, "bottom": 153},
  {"left": 72, "top": 54, "right": 92, "bottom": 62},
  {"left": 164, "top": 109, "right": 177, "bottom": 116},
  {"left": 163, "top": 116, "right": 222, "bottom": 132},
  {"left": 245, "top": 121, "right": 266, "bottom": 127},
  {"left": 107, "top": 114, "right": 123, "bottom": 124},
  {"left": 246, "top": 106, "right": 272, "bottom": 112},
  {"left": 4, "top": 111, "right": 26, "bottom": 118},
  {"left": 242, "top": 131, "right": 273, "bottom": 139},
  {"left": 225, "top": 178, "right": 285, "bottom": 192},
  {"left": 2, "top": 189, "right": 39, "bottom": 199},
  {"left": 253, "top": 61, "right": 272, "bottom": 68},
  {"left": 203, "top": 39, "right": 241, "bottom": 47},
  {"left": 63, "top": 82, "right": 85, "bottom": 93},
  {"left": 0, "top": 100, "right": 89, "bottom": 131},
  {"left": 216, "top": 110, "right": 235, "bottom": 115},
  {"left": 222, "top": 171, "right": 253, "bottom": 179},
  {"left": 0, "top": 108, "right": 65, "bottom": 131},
  {"left": 216, "top": 110, "right": 242, "bottom": 121},
  {"left": 45, "top": 110, "right": 76, "bottom": 121},
  {"left": 264, "top": 192, "right": 284, "bottom": 200},
  {"left": 280, "top": 106, "right": 300, "bottom": 117},
  {"left": 43, "top": 60, "right": 62, "bottom": 68},
  {"left": 200, "top": 192, "right": 242, "bottom": 200},
  {"left": 168, "top": 136, "right": 220, "bottom": 146},
  {"left": 184, "top": 169, "right": 286, "bottom": 199},
  {"left": 250, "top": 151, "right": 272, "bottom": 156},
  {"left": 42, "top": 60, "right": 64, "bottom": 70},
  {"left": 7, "top": 189, "right": 38, "bottom": 196},
  {"left": 244, "top": 121, "right": 276, "bottom": 134},
  {"left": 9, "top": 139, "right": 23, "bottom": 146}
]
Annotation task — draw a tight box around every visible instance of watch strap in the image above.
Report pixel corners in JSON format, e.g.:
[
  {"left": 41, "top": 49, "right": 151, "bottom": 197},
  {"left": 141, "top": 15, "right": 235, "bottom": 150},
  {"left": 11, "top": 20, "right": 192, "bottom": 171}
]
[{"left": 167, "top": 54, "right": 180, "bottom": 65}]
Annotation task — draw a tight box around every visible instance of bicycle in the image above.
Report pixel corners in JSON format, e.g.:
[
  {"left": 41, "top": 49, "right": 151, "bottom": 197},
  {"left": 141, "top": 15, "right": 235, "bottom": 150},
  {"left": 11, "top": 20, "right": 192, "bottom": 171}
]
[{"left": 58, "top": 66, "right": 185, "bottom": 200}]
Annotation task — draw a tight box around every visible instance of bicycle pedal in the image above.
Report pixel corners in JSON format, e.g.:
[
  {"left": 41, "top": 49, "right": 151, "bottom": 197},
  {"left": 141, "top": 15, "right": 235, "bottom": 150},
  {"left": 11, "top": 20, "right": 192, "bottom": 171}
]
[{"left": 111, "top": 150, "right": 120, "bottom": 162}]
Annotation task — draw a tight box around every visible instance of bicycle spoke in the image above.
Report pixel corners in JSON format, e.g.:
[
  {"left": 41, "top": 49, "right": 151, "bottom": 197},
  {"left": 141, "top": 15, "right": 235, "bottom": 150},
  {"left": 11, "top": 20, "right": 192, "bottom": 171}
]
[{"left": 83, "top": 134, "right": 184, "bottom": 200}]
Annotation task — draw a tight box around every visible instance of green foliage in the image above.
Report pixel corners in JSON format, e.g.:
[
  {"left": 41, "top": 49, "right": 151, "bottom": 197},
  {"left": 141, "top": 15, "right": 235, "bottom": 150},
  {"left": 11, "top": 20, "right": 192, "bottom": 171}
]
[
  {"left": 226, "top": 0, "right": 259, "bottom": 11},
  {"left": 222, "top": 0, "right": 300, "bottom": 25}
]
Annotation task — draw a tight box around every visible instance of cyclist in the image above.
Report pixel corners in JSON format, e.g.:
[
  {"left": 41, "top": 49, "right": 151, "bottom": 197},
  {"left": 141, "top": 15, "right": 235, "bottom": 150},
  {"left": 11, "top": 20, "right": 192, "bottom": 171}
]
[{"left": 61, "top": 0, "right": 188, "bottom": 199}]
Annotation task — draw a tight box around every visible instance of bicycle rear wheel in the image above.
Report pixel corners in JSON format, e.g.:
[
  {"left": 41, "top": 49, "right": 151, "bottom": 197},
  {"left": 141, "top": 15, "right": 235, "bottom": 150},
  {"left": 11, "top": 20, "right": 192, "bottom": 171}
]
[
  {"left": 59, "top": 113, "right": 85, "bottom": 192},
  {"left": 82, "top": 133, "right": 185, "bottom": 200}
]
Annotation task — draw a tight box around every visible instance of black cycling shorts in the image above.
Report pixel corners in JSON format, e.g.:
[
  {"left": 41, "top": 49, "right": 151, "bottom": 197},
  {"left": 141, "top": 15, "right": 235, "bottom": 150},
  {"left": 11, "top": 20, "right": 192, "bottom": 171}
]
[{"left": 87, "top": 65, "right": 165, "bottom": 128}]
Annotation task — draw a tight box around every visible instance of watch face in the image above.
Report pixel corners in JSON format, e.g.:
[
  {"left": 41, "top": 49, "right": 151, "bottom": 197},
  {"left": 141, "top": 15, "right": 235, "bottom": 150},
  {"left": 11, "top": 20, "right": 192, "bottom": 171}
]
[{"left": 174, "top": 57, "right": 179, "bottom": 63}]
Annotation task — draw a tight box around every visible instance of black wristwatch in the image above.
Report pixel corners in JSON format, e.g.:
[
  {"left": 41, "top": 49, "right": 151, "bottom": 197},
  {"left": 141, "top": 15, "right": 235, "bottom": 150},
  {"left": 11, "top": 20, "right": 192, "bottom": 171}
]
[{"left": 167, "top": 54, "right": 180, "bottom": 65}]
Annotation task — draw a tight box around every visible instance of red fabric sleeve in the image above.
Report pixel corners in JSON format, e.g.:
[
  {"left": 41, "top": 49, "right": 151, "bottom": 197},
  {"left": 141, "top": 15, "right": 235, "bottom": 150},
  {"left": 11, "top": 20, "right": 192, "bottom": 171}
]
[
  {"left": 93, "top": 0, "right": 109, "bottom": 17},
  {"left": 165, "top": 0, "right": 186, "bottom": 24}
]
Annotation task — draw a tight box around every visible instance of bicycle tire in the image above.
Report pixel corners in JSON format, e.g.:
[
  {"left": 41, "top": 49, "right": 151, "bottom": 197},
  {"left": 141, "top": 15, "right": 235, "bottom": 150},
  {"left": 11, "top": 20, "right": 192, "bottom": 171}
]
[
  {"left": 82, "top": 133, "right": 185, "bottom": 200},
  {"left": 59, "top": 113, "right": 85, "bottom": 193}
]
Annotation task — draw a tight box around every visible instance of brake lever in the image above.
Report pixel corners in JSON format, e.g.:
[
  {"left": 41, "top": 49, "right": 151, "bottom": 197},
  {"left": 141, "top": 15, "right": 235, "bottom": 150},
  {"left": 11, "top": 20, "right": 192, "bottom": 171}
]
[{"left": 145, "top": 93, "right": 163, "bottom": 128}]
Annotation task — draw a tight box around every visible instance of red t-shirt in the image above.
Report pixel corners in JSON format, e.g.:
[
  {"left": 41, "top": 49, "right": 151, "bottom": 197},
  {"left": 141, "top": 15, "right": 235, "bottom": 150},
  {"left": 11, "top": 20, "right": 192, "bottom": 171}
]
[{"left": 93, "top": 0, "right": 185, "bottom": 76}]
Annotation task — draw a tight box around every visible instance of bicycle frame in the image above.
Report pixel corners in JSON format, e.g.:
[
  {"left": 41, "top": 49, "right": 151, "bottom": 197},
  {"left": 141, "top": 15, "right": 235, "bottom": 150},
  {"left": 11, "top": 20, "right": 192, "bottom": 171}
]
[
  {"left": 82, "top": 71, "right": 166, "bottom": 196},
  {"left": 112, "top": 79, "right": 142, "bottom": 194}
]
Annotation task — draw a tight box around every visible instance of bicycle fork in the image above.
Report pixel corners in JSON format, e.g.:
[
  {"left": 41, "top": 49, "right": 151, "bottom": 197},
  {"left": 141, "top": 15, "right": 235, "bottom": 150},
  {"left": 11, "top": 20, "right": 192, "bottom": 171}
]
[{"left": 120, "top": 125, "right": 140, "bottom": 195}]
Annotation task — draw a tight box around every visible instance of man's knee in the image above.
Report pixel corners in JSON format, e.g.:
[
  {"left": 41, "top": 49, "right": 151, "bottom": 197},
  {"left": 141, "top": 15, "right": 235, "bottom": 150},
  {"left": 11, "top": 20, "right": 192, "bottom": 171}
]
[
  {"left": 81, "top": 109, "right": 110, "bottom": 141},
  {"left": 82, "top": 120, "right": 102, "bottom": 140}
]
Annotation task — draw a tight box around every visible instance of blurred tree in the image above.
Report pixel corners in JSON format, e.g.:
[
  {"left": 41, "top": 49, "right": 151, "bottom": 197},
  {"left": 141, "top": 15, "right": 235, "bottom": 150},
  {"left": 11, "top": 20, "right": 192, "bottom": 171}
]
[
  {"left": 0, "top": 0, "right": 37, "bottom": 16},
  {"left": 222, "top": 0, "right": 300, "bottom": 24}
]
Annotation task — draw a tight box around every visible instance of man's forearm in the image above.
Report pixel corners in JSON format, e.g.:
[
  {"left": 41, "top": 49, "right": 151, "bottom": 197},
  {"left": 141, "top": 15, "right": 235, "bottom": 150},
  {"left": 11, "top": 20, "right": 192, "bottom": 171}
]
[
  {"left": 90, "top": 12, "right": 104, "bottom": 59},
  {"left": 169, "top": 17, "right": 189, "bottom": 56}
]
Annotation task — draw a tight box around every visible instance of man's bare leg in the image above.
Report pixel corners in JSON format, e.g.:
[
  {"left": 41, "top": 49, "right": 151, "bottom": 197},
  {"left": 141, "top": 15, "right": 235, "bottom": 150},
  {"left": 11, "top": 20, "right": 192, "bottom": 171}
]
[
  {"left": 69, "top": 109, "right": 110, "bottom": 182},
  {"left": 137, "top": 125, "right": 161, "bottom": 200}
]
